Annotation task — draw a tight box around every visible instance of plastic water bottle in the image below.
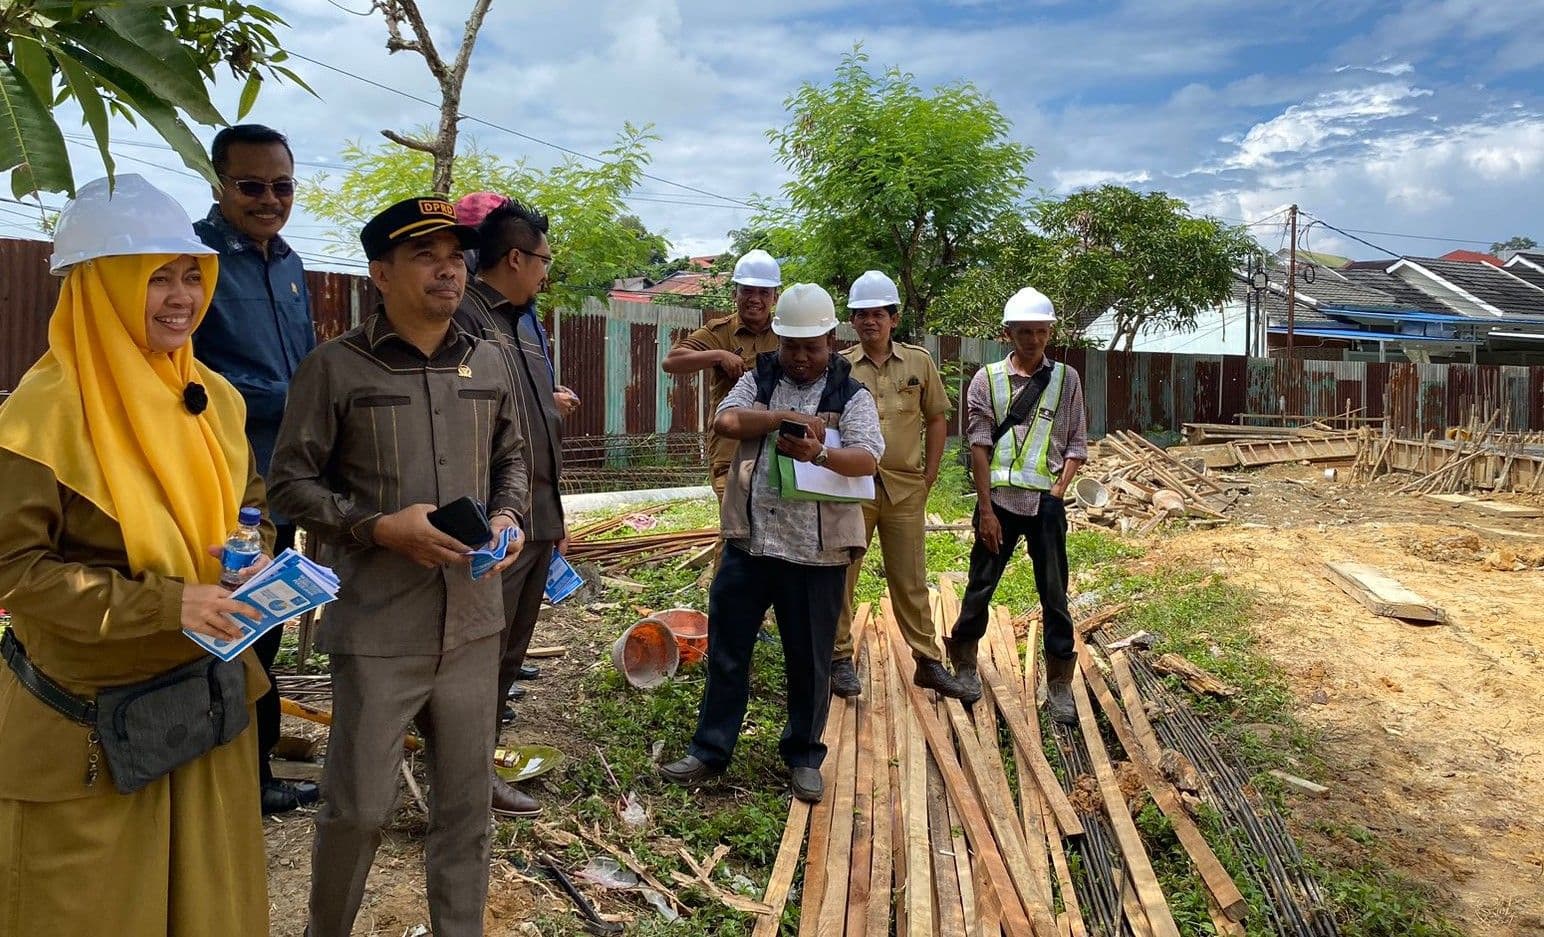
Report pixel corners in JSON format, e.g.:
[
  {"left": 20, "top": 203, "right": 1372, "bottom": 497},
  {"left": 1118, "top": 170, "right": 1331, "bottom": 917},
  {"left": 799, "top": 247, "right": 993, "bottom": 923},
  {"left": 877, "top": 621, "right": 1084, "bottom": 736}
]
[{"left": 219, "top": 507, "right": 264, "bottom": 588}]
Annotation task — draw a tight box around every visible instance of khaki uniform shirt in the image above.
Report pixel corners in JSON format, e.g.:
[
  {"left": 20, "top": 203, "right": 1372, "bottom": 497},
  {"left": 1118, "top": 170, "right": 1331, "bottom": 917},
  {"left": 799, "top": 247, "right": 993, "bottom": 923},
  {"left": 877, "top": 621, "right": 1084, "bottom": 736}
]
[
  {"left": 840, "top": 341, "right": 949, "bottom": 504},
  {"left": 673, "top": 313, "right": 779, "bottom": 476},
  {"left": 0, "top": 448, "right": 273, "bottom": 801},
  {"left": 268, "top": 312, "right": 528, "bottom": 657}
]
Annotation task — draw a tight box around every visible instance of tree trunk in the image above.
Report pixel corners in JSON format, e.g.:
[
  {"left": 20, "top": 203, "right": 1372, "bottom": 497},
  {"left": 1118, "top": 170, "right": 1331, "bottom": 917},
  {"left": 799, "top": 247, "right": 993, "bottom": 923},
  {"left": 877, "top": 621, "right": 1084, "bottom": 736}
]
[{"left": 376, "top": 0, "right": 493, "bottom": 197}]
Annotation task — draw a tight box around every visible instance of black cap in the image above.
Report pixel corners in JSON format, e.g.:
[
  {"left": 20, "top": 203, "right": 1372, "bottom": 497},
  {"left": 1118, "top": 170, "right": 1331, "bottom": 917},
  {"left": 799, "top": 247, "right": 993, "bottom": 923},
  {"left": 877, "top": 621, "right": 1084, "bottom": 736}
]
[{"left": 360, "top": 196, "right": 480, "bottom": 261}]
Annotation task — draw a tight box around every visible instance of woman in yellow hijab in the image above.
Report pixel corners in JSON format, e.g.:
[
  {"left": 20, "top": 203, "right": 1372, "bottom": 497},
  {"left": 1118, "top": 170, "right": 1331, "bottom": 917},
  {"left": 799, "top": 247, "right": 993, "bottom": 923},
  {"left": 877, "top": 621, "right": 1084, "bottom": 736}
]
[{"left": 0, "top": 175, "right": 273, "bottom": 936}]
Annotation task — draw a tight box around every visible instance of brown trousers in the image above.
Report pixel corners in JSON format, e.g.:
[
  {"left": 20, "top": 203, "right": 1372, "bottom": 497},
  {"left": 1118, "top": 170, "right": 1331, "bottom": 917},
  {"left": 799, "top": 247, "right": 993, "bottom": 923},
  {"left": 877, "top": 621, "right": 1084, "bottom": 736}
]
[
  {"left": 0, "top": 712, "right": 266, "bottom": 937},
  {"left": 309, "top": 635, "right": 499, "bottom": 937},
  {"left": 834, "top": 482, "right": 941, "bottom": 662}
]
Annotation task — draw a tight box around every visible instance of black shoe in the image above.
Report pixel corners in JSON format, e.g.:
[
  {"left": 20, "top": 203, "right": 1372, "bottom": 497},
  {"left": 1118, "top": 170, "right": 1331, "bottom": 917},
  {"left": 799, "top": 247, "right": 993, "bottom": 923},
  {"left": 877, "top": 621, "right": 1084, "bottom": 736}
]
[
  {"left": 943, "top": 635, "right": 982, "bottom": 701},
  {"left": 516, "top": 664, "right": 541, "bottom": 680},
  {"left": 913, "top": 659, "right": 977, "bottom": 702},
  {"left": 790, "top": 766, "right": 824, "bottom": 803},
  {"left": 261, "top": 778, "right": 319, "bottom": 816},
  {"left": 659, "top": 754, "right": 724, "bottom": 786},
  {"left": 506, "top": 683, "right": 527, "bottom": 701},
  {"left": 829, "top": 658, "right": 862, "bottom": 698},
  {"left": 500, "top": 702, "right": 516, "bottom": 726}
]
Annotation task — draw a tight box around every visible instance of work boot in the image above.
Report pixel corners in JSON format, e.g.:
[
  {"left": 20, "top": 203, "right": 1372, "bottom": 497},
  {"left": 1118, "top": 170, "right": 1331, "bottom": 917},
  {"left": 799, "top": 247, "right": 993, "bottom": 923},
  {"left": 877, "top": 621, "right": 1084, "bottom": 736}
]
[
  {"left": 944, "top": 635, "right": 982, "bottom": 702},
  {"left": 659, "top": 754, "right": 724, "bottom": 786},
  {"left": 790, "top": 766, "right": 824, "bottom": 804},
  {"left": 913, "top": 658, "right": 975, "bottom": 701},
  {"left": 1044, "top": 655, "right": 1078, "bottom": 726},
  {"left": 830, "top": 658, "right": 862, "bottom": 698},
  {"left": 260, "top": 778, "right": 319, "bottom": 816},
  {"left": 491, "top": 774, "right": 542, "bottom": 818}
]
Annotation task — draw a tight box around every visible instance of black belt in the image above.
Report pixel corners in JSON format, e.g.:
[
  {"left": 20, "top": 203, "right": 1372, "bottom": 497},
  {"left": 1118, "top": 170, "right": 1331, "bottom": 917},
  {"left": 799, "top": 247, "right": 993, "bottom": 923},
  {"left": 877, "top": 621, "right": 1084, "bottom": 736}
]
[{"left": 0, "top": 630, "right": 97, "bottom": 725}]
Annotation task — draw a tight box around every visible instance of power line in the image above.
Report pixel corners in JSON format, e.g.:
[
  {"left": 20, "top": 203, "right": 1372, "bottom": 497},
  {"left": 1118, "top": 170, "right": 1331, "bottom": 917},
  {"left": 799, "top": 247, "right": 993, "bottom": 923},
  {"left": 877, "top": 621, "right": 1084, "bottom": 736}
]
[{"left": 287, "top": 51, "right": 763, "bottom": 210}]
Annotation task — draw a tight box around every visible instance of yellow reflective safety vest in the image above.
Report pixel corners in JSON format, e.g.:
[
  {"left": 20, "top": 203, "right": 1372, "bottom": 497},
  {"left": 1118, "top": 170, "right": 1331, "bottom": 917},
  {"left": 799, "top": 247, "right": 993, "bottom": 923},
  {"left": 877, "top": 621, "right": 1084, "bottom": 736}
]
[{"left": 985, "top": 358, "right": 1066, "bottom": 491}]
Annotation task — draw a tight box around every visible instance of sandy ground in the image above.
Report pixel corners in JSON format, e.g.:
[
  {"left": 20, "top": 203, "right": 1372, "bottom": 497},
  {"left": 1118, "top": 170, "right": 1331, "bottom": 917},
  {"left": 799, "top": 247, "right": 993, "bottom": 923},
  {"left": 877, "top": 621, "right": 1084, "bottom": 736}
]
[
  {"left": 261, "top": 470, "right": 1544, "bottom": 935},
  {"left": 1147, "top": 472, "right": 1544, "bottom": 936}
]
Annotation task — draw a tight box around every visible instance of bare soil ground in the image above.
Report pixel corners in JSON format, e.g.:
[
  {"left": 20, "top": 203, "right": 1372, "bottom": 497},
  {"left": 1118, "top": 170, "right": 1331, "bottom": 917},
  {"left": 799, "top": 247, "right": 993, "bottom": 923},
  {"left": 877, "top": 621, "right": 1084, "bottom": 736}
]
[
  {"left": 262, "top": 467, "right": 1544, "bottom": 935},
  {"left": 1147, "top": 468, "right": 1544, "bottom": 936}
]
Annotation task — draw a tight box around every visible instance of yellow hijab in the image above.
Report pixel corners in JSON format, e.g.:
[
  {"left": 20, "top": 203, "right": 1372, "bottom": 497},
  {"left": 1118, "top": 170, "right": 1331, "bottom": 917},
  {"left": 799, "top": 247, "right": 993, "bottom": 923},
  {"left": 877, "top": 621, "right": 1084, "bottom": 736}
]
[{"left": 0, "top": 253, "right": 249, "bottom": 584}]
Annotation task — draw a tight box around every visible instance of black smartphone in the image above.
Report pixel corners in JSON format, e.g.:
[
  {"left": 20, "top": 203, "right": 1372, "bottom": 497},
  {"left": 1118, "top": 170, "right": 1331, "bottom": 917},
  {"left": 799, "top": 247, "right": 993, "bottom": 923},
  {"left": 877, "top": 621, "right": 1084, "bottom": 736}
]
[
  {"left": 779, "top": 419, "right": 808, "bottom": 439},
  {"left": 427, "top": 496, "right": 493, "bottom": 549}
]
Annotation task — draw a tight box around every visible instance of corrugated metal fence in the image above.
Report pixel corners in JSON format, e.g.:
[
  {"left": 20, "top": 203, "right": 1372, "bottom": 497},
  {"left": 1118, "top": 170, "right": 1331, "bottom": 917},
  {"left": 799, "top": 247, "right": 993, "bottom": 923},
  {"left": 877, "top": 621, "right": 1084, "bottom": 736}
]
[{"left": 4, "top": 236, "right": 1541, "bottom": 442}]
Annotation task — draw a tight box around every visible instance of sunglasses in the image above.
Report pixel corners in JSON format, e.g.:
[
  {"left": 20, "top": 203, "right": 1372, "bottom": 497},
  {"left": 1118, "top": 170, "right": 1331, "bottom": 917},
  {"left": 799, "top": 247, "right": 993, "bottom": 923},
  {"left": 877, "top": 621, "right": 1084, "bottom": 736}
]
[{"left": 222, "top": 176, "right": 296, "bottom": 198}]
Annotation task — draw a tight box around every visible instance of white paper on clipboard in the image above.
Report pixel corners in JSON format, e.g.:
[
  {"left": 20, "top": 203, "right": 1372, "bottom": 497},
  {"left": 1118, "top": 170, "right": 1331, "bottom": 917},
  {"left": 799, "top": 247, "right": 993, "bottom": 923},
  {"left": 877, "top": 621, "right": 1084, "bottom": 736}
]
[{"left": 790, "top": 428, "right": 876, "bottom": 500}]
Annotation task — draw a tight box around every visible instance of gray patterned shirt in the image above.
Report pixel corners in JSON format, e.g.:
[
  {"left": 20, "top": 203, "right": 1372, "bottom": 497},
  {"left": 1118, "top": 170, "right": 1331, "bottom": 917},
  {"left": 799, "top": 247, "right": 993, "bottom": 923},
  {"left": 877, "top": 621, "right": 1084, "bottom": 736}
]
[
  {"left": 717, "top": 369, "right": 885, "bottom": 566},
  {"left": 965, "top": 355, "right": 1088, "bottom": 517}
]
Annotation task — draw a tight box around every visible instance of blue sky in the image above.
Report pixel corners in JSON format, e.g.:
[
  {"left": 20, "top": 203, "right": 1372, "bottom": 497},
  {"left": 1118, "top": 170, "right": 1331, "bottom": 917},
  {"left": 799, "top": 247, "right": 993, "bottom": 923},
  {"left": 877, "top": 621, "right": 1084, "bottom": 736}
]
[{"left": 5, "top": 0, "right": 1543, "bottom": 269}]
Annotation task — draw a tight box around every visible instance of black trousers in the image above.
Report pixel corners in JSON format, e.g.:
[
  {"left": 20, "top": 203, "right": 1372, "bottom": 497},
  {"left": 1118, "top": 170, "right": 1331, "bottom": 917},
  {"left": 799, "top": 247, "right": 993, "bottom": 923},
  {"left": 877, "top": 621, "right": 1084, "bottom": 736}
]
[
  {"left": 255, "top": 523, "right": 297, "bottom": 785},
  {"left": 492, "top": 539, "right": 558, "bottom": 737},
  {"left": 950, "top": 497, "right": 1076, "bottom": 663},
  {"left": 689, "top": 544, "right": 846, "bottom": 770}
]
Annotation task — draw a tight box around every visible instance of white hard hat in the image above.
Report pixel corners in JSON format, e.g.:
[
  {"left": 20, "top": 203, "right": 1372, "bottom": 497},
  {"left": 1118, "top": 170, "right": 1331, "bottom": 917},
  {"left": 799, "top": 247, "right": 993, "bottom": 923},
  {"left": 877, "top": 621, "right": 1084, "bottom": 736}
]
[
  {"left": 847, "top": 270, "right": 901, "bottom": 309},
  {"left": 772, "top": 283, "right": 838, "bottom": 338},
  {"left": 50, "top": 174, "right": 213, "bottom": 276},
  {"left": 731, "top": 248, "right": 781, "bottom": 288},
  {"left": 1002, "top": 286, "right": 1056, "bottom": 324}
]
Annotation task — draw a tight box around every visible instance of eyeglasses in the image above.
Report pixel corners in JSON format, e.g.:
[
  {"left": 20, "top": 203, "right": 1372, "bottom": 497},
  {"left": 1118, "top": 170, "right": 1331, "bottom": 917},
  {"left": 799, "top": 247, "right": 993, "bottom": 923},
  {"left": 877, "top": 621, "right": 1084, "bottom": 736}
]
[
  {"left": 516, "top": 247, "right": 553, "bottom": 270},
  {"left": 221, "top": 176, "right": 296, "bottom": 198}
]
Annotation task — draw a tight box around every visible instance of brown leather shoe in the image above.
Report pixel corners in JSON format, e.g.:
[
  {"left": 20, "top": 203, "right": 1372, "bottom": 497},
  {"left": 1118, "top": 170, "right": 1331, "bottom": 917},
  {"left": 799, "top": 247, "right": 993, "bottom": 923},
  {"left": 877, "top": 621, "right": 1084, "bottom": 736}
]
[{"left": 491, "top": 774, "right": 542, "bottom": 818}]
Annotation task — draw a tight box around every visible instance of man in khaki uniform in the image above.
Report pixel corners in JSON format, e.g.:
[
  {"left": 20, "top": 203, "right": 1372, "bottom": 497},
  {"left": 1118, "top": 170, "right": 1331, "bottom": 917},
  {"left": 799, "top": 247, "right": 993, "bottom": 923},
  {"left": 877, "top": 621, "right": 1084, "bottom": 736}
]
[
  {"left": 832, "top": 271, "right": 972, "bottom": 700},
  {"left": 662, "top": 249, "right": 782, "bottom": 498}
]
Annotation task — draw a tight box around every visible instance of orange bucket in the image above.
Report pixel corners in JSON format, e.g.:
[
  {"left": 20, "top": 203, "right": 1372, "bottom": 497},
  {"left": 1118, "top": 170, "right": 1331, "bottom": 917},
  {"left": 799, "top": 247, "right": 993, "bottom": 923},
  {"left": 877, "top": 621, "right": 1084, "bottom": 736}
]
[
  {"left": 649, "top": 608, "right": 709, "bottom": 668},
  {"left": 611, "top": 617, "right": 680, "bottom": 689}
]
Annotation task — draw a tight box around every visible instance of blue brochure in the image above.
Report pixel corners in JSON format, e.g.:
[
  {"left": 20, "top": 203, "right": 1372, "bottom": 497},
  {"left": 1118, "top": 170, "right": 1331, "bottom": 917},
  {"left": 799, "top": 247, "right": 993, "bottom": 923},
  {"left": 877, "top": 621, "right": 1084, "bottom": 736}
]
[
  {"left": 469, "top": 526, "right": 517, "bottom": 579},
  {"left": 185, "top": 548, "right": 340, "bottom": 662},
  {"left": 544, "top": 552, "right": 584, "bottom": 604}
]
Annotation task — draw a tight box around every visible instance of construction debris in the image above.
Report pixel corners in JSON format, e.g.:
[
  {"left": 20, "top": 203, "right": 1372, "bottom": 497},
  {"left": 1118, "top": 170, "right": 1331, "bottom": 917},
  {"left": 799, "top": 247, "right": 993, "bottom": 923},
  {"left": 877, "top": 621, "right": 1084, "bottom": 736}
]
[
  {"left": 1351, "top": 408, "right": 1544, "bottom": 494},
  {"left": 1075, "top": 430, "right": 1239, "bottom": 533},
  {"left": 1323, "top": 562, "right": 1449, "bottom": 625}
]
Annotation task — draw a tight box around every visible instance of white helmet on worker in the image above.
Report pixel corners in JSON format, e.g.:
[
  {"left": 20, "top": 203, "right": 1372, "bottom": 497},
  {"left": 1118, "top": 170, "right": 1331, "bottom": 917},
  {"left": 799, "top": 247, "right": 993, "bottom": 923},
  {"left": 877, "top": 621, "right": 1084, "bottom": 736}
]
[
  {"left": 731, "top": 248, "right": 781, "bottom": 288},
  {"left": 847, "top": 270, "right": 901, "bottom": 309},
  {"left": 1002, "top": 286, "right": 1056, "bottom": 324},
  {"left": 49, "top": 174, "right": 214, "bottom": 276},
  {"left": 772, "top": 283, "right": 839, "bottom": 338}
]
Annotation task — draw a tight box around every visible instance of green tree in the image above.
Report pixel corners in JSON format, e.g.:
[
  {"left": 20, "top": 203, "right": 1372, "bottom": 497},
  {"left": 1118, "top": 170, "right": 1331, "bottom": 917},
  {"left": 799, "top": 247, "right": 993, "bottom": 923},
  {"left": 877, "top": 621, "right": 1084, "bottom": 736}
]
[
  {"left": 934, "top": 185, "right": 1257, "bottom": 350},
  {"left": 300, "top": 125, "right": 668, "bottom": 315},
  {"left": 1, "top": 0, "right": 309, "bottom": 196},
  {"left": 1490, "top": 235, "right": 1537, "bottom": 255},
  {"left": 755, "top": 46, "right": 1032, "bottom": 336}
]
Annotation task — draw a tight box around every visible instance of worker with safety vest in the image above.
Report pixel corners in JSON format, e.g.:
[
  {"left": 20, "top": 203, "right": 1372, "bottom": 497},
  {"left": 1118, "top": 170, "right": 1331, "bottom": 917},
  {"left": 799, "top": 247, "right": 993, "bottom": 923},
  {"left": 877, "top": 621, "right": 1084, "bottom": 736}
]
[
  {"left": 831, "top": 271, "right": 972, "bottom": 701},
  {"left": 943, "top": 287, "right": 1088, "bottom": 724}
]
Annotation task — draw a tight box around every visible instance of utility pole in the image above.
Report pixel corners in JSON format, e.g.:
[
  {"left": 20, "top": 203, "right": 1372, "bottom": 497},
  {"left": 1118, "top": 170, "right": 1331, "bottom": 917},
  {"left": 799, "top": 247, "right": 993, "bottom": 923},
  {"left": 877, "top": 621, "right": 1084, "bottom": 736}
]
[{"left": 1286, "top": 204, "right": 1298, "bottom": 361}]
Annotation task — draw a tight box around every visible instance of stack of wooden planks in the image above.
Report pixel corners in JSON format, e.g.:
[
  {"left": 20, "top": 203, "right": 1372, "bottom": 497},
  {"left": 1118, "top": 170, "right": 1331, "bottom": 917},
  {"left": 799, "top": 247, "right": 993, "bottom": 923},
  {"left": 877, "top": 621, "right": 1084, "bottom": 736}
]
[
  {"left": 1077, "top": 431, "right": 1239, "bottom": 534},
  {"left": 753, "top": 587, "right": 1255, "bottom": 937}
]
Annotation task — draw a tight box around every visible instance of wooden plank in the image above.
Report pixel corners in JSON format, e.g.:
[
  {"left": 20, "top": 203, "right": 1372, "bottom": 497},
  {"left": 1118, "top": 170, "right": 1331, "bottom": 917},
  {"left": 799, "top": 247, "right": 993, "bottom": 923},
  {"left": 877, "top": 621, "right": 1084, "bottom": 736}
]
[
  {"left": 1323, "top": 561, "right": 1448, "bottom": 624},
  {"left": 1078, "top": 647, "right": 1248, "bottom": 922},
  {"left": 1070, "top": 670, "right": 1182, "bottom": 937},
  {"left": 1108, "top": 651, "right": 1162, "bottom": 765},
  {"left": 1424, "top": 493, "right": 1477, "bottom": 506},
  {"left": 928, "top": 755, "right": 970, "bottom": 937},
  {"left": 1040, "top": 799, "right": 1088, "bottom": 937},
  {"left": 887, "top": 601, "right": 934, "bottom": 937},
  {"left": 1469, "top": 500, "right": 1543, "bottom": 518},
  {"left": 982, "top": 612, "right": 1054, "bottom": 914},
  {"left": 864, "top": 633, "right": 896, "bottom": 937},
  {"left": 845, "top": 648, "right": 878, "bottom": 937},
  {"left": 1168, "top": 442, "right": 1241, "bottom": 469},
  {"left": 880, "top": 615, "right": 1041, "bottom": 937},
  {"left": 979, "top": 657, "right": 1084, "bottom": 837},
  {"left": 814, "top": 694, "right": 861, "bottom": 936},
  {"left": 794, "top": 693, "right": 848, "bottom": 937},
  {"left": 1119, "top": 870, "right": 1157, "bottom": 937}
]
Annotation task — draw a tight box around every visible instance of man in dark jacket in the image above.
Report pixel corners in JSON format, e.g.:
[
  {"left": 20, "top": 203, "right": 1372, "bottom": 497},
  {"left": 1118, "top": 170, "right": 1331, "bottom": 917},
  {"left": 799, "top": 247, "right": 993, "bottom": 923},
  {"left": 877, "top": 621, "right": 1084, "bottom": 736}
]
[
  {"left": 453, "top": 199, "right": 569, "bottom": 820},
  {"left": 192, "top": 123, "right": 319, "bottom": 815}
]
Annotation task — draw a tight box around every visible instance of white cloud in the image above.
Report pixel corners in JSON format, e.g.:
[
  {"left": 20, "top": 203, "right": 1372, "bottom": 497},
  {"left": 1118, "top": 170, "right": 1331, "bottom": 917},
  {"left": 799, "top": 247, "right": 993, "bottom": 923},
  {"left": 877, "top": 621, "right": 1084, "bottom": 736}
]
[
  {"left": 1050, "top": 169, "right": 1152, "bottom": 190},
  {"left": 1221, "top": 83, "right": 1433, "bottom": 170}
]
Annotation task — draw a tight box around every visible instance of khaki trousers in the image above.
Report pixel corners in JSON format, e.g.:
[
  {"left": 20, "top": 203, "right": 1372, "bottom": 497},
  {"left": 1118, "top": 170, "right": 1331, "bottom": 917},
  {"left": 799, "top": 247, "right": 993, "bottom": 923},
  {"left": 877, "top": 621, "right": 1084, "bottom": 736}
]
[
  {"left": 309, "top": 635, "right": 499, "bottom": 937},
  {"left": 0, "top": 713, "right": 266, "bottom": 937},
  {"left": 834, "top": 482, "right": 940, "bottom": 662}
]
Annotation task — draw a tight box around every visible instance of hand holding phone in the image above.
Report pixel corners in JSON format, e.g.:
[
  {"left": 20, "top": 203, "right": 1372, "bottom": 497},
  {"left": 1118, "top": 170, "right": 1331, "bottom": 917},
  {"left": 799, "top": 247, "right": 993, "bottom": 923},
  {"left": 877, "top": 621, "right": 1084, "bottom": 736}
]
[{"left": 779, "top": 418, "right": 809, "bottom": 439}]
